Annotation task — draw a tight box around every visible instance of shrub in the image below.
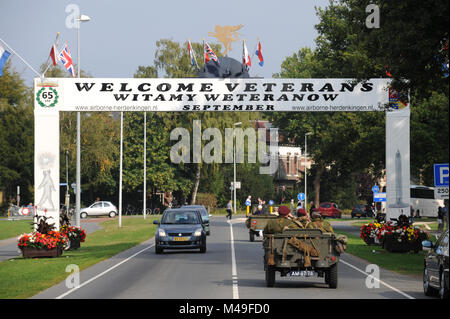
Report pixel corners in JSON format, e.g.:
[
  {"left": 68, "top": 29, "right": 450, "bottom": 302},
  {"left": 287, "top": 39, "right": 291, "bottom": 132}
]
[{"left": 195, "top": 193, "right": 217, "bottom": 210}]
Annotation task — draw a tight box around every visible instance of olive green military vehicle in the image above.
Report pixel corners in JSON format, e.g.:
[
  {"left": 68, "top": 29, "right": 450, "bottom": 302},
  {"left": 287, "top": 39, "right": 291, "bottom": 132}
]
[
  {"left": 246, "top": 214, "right": 279, "bottom": 242},
  {"left": 263, "top": 228, "right": 344, "bottom": 288}
]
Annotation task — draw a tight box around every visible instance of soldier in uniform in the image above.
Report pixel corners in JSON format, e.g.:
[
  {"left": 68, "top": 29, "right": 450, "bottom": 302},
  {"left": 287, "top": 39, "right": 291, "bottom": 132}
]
[
  {"left": 263, "top": 206, "right": 304, "bottom": 234},
  {"left": 307, "top": 211, "right": 334, "bottom": 233}
]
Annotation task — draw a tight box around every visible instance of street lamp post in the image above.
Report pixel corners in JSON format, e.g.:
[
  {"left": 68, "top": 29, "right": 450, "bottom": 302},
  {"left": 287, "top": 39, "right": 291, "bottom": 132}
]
[
  {"left": 65, "top": 150, "right": 70, "bottom": 216},
  {"left": 233, "top": 122, "right": 242, "bottom": 216},
  {"left": 75, "top": 14, "right": 90, "bottom": 228},
  {"left": 119, "top": 112, "right": 123, "bottom": 228},
  {"left": 304, "top": 132, "right": 312, "bottom": 212},
  {"left": 143, "top": 112, "right": 146, "bottom": 219}
]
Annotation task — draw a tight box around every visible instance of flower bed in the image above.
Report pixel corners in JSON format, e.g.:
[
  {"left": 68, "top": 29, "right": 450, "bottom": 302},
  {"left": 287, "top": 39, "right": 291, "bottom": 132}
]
[
  {"left": 17, "top": 215, "right": 69, "bottom": 258},
  {"left": 360, "top": 222, "right": 384, "bottom": 245},
  {"left": 18, "top": 230, "right": 68, "bottom": 258},
  {"left": 360, "top": 221, "right": 428, "bottom": 253},
  {"left": 60, "top": 225, "right": 86, "bottom": 250}
]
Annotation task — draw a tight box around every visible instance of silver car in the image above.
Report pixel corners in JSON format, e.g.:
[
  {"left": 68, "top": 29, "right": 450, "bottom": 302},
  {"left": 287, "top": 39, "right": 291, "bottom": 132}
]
[{"left": 80, "top": 201, "right": 118, "bottom": 218}]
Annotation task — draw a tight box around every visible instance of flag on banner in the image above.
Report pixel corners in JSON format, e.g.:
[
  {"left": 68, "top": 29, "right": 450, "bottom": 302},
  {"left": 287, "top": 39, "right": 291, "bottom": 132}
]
[
  {"left": 242, "top": 40, "right": 251, "bottom": 69},
  {"left": 204, "top": 40, "right": 218, "bottom": 64},
  {"left": 188, "top": 40, "right": 198, "bottom": 68},
  {"left": 49, "top": 36, "right": 60, "bottom": 66},
  {"left": 59, "top": 43, "right": 76, "bottom": 77},
  {"left": 0, "top": 45, "right": 12, "bottom": 76},
  {"left": 49, "top": 44, "right": 58, "bottom": 66},
  {"left": 255, "top": 39, "right": 264, "bottom": 66}
]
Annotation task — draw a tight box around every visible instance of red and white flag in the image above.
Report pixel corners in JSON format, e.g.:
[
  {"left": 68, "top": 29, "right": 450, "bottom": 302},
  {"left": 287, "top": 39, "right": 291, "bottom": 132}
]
[
  {"left": 49, "top": 32, "right": 60, "bottom": 66},
  {"left": 242, "top": 40, "right": 251, "bottom": 69},
  {"left": 49, "top": 44, "right": 58, "bottom": 66}
]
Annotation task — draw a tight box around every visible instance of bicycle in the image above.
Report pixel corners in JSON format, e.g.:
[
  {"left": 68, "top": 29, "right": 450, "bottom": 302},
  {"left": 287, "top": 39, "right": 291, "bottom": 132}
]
[{"left": 8, "top": 205, "right": 21, "bottom": 217}]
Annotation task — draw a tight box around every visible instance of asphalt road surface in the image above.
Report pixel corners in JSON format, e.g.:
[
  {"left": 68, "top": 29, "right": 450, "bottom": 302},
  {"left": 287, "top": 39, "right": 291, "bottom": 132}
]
[{"left": 33, "top": 216, "right": 429, "bottom": 299}]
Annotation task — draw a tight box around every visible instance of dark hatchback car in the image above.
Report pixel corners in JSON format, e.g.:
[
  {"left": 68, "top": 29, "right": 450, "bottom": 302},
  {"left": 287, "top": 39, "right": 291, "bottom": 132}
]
[
  {"left": 422, "top": 230, "right": 448, "bottom": 299},
  {"left": 351, "top": 204, "right": 374, "bottom": 218},
  {"left": 153, "top": 208, "right": 207, "bottom": 254},
  {"left": 181, "top": 205, "right": 211, "bottom": 235}
]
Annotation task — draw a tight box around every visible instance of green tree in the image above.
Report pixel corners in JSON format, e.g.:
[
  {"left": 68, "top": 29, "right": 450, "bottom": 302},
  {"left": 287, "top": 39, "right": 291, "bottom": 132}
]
[{"left": 0, "top": 63, "right": 34, "bottom": 207}]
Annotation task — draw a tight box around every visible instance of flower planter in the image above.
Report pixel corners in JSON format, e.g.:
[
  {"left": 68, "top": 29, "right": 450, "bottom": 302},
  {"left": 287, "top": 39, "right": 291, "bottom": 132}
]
[
  {"left": 68, "top": 238, "right": 81, "bottom": 250},
  {"left": 21, "top": 246, "right": 63, "bottom": 258},
  {"left": 382, "top": 234, "right": 423, "bottom": 253}
]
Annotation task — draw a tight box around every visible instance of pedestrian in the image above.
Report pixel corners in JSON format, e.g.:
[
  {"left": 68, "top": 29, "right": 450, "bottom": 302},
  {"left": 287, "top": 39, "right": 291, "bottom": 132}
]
[
  {"left": 226, "top": 200, "right": 233, "bottom": 220},
  {"left": 255, "top": 204, "right": 264, "bottom": 215},
  {"left": 409, "top": 205, "right": 415, "bottom": 224},
  {"left": 437, "top": 206, "right": 444, "bottom": 232},
  {"left": 443, "top": 204, "right": 448, "bottom": 230}
]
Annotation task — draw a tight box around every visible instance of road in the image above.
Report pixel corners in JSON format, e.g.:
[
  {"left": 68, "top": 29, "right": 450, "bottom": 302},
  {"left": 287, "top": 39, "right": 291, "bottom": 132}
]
[{"left": 32, "top": 215, "right": 429, "bottom": 299}]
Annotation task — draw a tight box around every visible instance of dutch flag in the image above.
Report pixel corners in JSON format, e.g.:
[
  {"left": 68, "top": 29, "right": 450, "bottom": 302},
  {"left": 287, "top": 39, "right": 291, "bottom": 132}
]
[
  {"left": 188, "top": 40, "right": 198, "bottom": 68},
  {"left": 255, "top": 40, "right": 264, "bottom": 67}
]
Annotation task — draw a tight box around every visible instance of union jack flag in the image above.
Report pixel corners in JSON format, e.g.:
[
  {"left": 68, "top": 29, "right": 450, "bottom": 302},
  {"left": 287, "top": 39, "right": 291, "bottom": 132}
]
[
  {"left": 204, "top": 40, "right": 219, "bottom": 64},
  {"left": 59, "top": 43, "right": 76, "bottom": 77}
]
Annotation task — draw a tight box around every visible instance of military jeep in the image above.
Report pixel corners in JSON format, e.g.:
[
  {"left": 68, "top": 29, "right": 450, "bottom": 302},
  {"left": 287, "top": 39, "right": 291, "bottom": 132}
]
[
  {"left": 246, "top": 214, "right": 279, "bottom": 242},
  {"left": 263, "top": 228, "right": 342, "bottom": 288}
]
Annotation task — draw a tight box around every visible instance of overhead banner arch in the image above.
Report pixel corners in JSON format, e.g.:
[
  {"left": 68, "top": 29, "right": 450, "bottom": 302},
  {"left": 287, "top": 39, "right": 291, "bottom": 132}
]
[
  {"left": 35, "top": 78, "right": 390, "bottom": 112},
  {"left": 34, "top": 77, "right": 407, "bottom": 229}
]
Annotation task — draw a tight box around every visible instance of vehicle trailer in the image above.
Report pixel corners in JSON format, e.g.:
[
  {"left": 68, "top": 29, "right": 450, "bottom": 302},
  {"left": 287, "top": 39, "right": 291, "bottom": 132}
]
[
  {"left": 263, "top": 228, "right": 344, "bottom": 288},
  {"left": 246, "top": 214, "right": 279, "bottom": 242}
]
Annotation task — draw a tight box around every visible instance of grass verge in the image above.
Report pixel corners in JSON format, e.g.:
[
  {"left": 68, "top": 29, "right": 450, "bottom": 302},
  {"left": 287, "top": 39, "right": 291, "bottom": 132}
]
[
  {"left": 339, "top": 231, "right": 427, "bottom": 276},
  {"left": 0, "top": 216, "right": 159, "bottom": 299},
  {"left": 0, "top": 219, "right": 34, "bottom": 240}
]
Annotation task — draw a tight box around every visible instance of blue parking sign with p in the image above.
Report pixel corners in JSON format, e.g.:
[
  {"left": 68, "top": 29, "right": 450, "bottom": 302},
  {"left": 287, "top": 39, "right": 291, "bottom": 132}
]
[{"left": 434, "top": 164, "right": 449, "bottom": 187}]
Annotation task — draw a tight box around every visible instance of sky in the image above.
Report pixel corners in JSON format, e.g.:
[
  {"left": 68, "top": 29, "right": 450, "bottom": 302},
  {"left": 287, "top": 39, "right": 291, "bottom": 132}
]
[{"left": 1, "top": 0, "right": 330, "bottom": 86}]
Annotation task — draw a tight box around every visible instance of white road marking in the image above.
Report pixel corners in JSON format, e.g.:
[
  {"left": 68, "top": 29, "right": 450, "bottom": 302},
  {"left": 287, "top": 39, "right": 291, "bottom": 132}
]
[
  {"left": 56, "top": 244, "right": 154, "bottom": 299},
  {"left": 228, "top": 220, "right": 239, "bottom": 299},
  {"left": 340, "top": 258, "right": 415, "bottom": 299}
]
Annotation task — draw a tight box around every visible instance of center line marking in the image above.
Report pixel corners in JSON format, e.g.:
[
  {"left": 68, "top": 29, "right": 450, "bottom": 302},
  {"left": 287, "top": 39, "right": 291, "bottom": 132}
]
[{"left": 228, "top": 220, "right": 239, "bottom": 299}]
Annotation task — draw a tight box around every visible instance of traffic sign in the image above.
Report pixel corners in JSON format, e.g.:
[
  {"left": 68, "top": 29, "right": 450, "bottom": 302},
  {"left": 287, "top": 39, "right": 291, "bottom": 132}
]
[
  {"left": 373, "top": 192, "right": 386, "bottom": 202},
  {"left": 434, "top": 164, "right": 449, "bottom": 187},
  {"left": 268, "top": 200, "right": 274, "bottom": 206},
  {"left": 435, "top": 187, "right": 449, "bottom": 199},
  {"left": 71, "top": 183, "right": 81, "bottom": 193},
  {"left": 21, "top": 207, "right": 30, "bottom": 216},
  {"left": 434, "top": 164, "right": 449, "bottom": 199},
  {"left": 371, "top": 185, "right": 380, "bottom": 193},
  {"left": 230, "top": 181, "right": 241, "bottom": 189},
  {"left": 297, "top": 193, "right": 305, "bottom": 201},
  {"left": 245, "top": 199, "right": 251, "bottom": 206}
]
